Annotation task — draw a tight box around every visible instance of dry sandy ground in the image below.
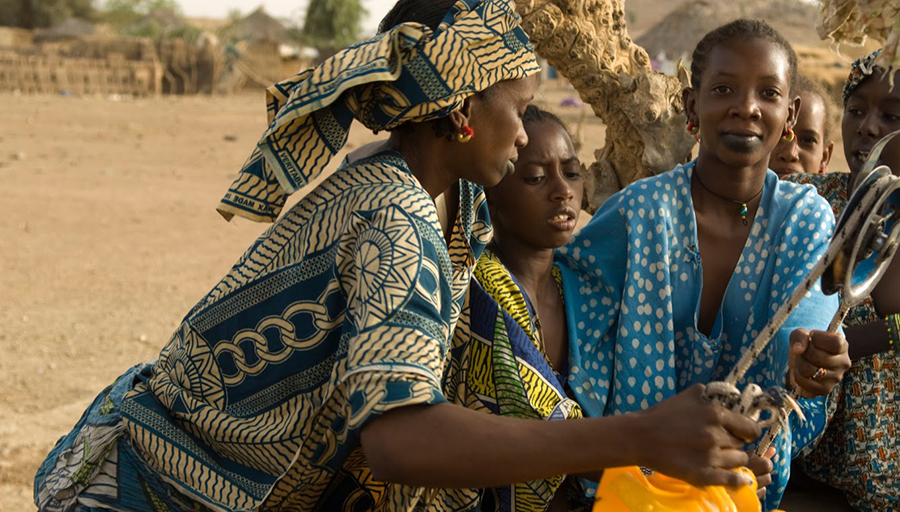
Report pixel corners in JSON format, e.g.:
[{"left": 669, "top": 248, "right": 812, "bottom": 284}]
[
  {"left": 1, "top": 91, "right": 283, "bottom": 510},
  {"left": 0, "top": 86, "right": 851, "bottom": 512}
]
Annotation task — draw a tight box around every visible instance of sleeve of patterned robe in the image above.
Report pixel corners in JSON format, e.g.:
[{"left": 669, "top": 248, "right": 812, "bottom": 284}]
[
  {"left": 260, "top": 201, "right": 458, "bottom": 510},
  {"left": 335, "top": 202, "right": 454, "bottom": 436}
]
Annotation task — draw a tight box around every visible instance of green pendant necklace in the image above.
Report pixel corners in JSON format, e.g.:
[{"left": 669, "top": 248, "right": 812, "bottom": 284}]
[{"left": 693, "top": 167, "right": 764, "bottom": 226}]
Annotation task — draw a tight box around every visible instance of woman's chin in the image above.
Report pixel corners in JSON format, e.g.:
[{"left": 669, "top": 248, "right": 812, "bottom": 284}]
[{"left": 710, "top": 149, "right": 771, "bottom": 171}]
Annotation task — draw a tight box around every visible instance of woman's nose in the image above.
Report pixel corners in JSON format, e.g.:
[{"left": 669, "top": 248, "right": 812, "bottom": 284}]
[
  {"left": 857, "top": 111, "right": 882, "bottom": 139},
  {"left": 731, "top": 91, "right": 762, "bottom": 120},
  {"left": 515, "top": 119, "right": 528, "bottom": 148},
  {"left": 550, "top": 173, "right": 574, "bottom": 201}
]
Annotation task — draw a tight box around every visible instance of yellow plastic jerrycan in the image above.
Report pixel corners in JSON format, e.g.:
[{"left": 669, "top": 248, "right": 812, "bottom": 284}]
[{"left": 593, "top": 466, "right": 785, "bottom": 512}]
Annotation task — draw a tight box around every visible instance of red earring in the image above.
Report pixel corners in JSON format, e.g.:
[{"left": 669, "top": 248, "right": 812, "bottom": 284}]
[{"left": 457, "top": 125, "right": 474, "bottom": 143}]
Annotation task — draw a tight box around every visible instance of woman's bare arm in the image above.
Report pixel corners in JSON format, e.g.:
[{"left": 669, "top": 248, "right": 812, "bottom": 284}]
[
  {"left": 845, "top": 321, "right": 892, "bottom": 360},
  {"left": 361, "top": 384, "right": 759, "bottom": 490}
]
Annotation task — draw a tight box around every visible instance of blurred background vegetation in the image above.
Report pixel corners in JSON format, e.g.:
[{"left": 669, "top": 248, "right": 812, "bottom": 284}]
[{"left": 0, "top": 0, "right": 367, "bottom": 54}]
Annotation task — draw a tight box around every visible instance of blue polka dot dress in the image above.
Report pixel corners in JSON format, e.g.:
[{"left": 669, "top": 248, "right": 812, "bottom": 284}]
[{"left": 556, "top": 161, "right": 840, "bottom": 510}]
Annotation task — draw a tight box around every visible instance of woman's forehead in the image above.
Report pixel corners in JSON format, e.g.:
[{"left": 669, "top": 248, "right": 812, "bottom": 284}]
[
  {"left": 704, "top": 38, "right": 791, "bottom": 83},
  {"left": 522, "top": 121, "right": 574, "bottom": 157},
  {"left": 494, "top": 75, "right": 537, "bottom": 99},
  {"left": 795, "top": 93, "right": 826, "bottom": 133},
  {"left": 853, "top": 69, "right": 900, "bottom": 102},
  {"left": 798, "top": 90, "right": 826, "bottom": 115}
]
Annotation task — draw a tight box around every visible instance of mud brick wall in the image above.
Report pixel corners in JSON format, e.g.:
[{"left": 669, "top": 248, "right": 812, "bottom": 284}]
[{"left": 0, "top": 52, "right": 163, "bottom": 96}]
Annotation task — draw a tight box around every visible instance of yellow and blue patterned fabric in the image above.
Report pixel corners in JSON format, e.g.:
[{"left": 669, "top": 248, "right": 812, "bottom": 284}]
[
  {"left": 555, "top": 162, "right": 840, "bottom": 511},
  {"left": 34, "top": 151, "right": 493, "bottom": 512},
  {"left": 217, "top": 0, "right": 540, "bottom": 223},
  {"left": 446, "top": 250, "right": 582, "bottom": 512}
]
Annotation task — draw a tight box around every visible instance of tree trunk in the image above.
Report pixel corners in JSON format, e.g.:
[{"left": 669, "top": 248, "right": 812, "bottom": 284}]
[{"left": 514, "top": 0, "right": 695, "bottom": 210}]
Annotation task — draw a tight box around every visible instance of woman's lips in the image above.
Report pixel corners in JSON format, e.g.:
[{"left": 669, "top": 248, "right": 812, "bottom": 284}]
[
  {"left": 721, "top": 132, "right": 763, "bottom": 153},
  {"left": 725, "top": 130, "right": 762, "bottom": 138},
  {"left": 850, "top": 149, "right": 871, "bottom": 170},
  {"left": 501, "top": 160, "right": 516, "bottom": 177},
  {"left": 549, "top": 211, "right": 576, "bottom": 231}
]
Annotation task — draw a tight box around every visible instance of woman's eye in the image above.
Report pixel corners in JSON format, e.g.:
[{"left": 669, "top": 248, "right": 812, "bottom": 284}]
[
  {"left": 565, "top": 169, "right": 583, "bottom": 180},
  {"left": 799, "top": 136, "right": 817, "bottom": 146},
  {"left": 712, "top": 85, "right": 730, "bottom": 94},
  {"left": 524, "top": 175, "right": 544, "bottom": 184},
  {"left": 762, "top": 89, "right": 779, "bottom": 98},
  {"left": 847, "top": 107, "right": 864, "bottom": 117},
  {"left": 884, "top": 112, "right": 900, "bottom": 123}
]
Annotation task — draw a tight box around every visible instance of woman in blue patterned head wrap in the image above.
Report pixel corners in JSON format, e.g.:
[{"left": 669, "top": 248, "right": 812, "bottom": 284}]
[
  {"left": 784, "top": 48, "right": 900, "bottom": 512},
  {"left": 30, "top": 3, "right": 758, "bottom": 512},
  {"left": 557, "top": 19, "right": 852, "bottom": 511}
]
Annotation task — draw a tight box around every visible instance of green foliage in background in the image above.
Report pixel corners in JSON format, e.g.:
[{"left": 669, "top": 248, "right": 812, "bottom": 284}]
[
  {"left": 104, "top": 0, "right": 201, "bottom": 41},
  {"left": 0, "top": 0, "right": 96, "bottom": 29},
  {"left": 302, "top": 0, "right": 367, "bottom": 52},
  {"left": 102, "top": 0, "right": 180, "bottom": 29}
]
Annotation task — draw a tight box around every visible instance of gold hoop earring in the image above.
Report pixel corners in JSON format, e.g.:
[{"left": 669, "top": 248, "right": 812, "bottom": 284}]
[
  {"left": 782, "top": 126, "right": 795, "bottom": 143},
  {"left": 686, "top": 120, "right": 700, "bottom": 143},
  {"left": 456, "top": 125, "right": 474, "bottom": 144}
]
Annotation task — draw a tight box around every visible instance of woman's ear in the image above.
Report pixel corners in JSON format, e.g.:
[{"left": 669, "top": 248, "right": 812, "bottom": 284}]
[
  {"left": 447, "top": 97, "right": 475, "bottom": 134},
  {"left": 682, "top": 88, "right": 697, "bottom": 125},
  {"left": 820, "top": 141, "right": 835, "bottom": 173},
  {"left": 786, "top": 93, "right": 802, "bottom": 129}
]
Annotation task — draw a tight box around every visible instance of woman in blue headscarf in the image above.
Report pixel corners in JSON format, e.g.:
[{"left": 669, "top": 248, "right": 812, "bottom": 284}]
[{"left": 34, "top": 3, "right": 763, "bottom": 512}]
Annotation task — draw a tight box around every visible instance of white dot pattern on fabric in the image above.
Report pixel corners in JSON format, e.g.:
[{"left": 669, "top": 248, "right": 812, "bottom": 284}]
[{"left": 555, "top": 164, "right": 840, "bottom": 509}]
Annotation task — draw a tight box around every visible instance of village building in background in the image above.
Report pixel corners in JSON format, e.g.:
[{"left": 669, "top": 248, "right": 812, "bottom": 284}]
[
  {"left": 0, "top": 6, "right": 317, "bottom": 97},
  {"left": 635, "top": 0, "right": 870, "bottom": 100},
  {"left": 215, "top": 7, "right": 318, "bottom": 94},
  {"left": 0, "top": 17, "right": 162, "bottom": 96}
]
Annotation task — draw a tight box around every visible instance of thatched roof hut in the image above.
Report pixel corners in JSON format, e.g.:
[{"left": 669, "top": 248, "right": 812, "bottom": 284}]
[
  {"left": 233, "top": 7, "right": 286, "bottom": 42},
  {"left": 636, "top": 0, "right": 821, "bottom": 62},
  {"left": 35, "top": 18, "right": 96, "bottom": 43}
]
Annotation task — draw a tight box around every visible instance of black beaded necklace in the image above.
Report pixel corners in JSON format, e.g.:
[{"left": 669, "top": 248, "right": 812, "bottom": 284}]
[{"left": 693, "top": 167, "right": 764, "bottom": 226}]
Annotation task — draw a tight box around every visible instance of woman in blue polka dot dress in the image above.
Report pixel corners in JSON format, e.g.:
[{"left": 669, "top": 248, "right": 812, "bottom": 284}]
[{"left": 556, "top": 20, "right": 851, "bottom": 511}]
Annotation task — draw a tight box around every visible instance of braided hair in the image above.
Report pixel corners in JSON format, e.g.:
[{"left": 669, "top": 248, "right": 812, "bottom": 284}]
[
  {"left": 522, "top": 105, "right": 573, "bottom": 141},
  {"left": 690, "top": 19, "right": 798, "bottom": 93}
]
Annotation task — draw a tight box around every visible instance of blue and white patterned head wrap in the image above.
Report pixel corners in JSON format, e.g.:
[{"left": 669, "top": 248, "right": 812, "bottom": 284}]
[{"left": 217, "top": 0, "right": 540, "bottom": 222}]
